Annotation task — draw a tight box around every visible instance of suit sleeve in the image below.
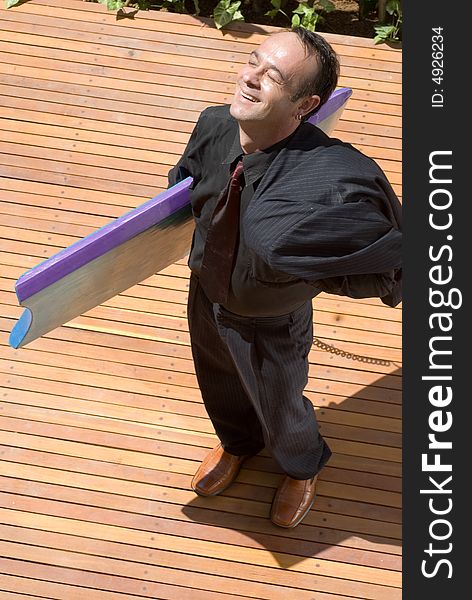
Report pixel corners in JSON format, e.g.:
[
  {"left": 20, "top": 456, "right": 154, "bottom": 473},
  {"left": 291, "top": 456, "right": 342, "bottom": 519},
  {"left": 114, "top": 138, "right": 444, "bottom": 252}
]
[
  {"left": 244, "top": 166, "right": 403, "bottom": 305},
  {"left": 253, "top": 198, "right": 402, "bottom": 280}
]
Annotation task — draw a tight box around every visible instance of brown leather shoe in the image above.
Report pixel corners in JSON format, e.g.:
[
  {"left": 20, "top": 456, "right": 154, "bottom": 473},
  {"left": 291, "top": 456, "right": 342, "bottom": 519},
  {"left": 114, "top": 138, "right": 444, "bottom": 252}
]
[
  {"left": 191, "top": 443, "right": 250, "bottom": 497},
  {"left": 270, "top": 474, "right": 318, "bottom": 528}
]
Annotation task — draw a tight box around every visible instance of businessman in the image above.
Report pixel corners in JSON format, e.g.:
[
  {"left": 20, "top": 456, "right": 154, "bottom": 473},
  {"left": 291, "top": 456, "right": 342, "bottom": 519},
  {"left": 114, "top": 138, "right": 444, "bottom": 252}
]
[{"left": 168, "top": 27, "right": 402, "bottom": 528}]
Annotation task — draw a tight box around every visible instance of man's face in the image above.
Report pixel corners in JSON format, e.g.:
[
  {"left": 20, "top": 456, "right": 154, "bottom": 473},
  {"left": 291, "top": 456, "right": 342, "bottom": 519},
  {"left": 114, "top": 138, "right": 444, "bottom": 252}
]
[{"left": 230, "top": 32, "right": 319, "bottom": 128}]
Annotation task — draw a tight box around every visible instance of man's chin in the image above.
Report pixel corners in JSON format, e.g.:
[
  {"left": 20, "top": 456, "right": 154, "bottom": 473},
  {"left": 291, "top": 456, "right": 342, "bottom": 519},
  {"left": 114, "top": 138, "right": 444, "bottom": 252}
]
[{"left": 230, "top": 102, "right": 262, "bottom": 122}]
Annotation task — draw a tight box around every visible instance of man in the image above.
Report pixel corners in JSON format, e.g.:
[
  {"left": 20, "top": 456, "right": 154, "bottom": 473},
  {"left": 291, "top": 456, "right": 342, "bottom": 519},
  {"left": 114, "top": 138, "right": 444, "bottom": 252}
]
[{"left": 168, "top": 28, "right": 402, "bottom": 528}]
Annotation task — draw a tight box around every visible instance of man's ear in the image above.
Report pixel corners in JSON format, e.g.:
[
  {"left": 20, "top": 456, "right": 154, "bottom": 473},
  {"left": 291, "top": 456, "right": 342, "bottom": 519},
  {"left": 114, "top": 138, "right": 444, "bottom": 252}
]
[{"left": 299, "top": 95, "right": 321, "bottom": 117}]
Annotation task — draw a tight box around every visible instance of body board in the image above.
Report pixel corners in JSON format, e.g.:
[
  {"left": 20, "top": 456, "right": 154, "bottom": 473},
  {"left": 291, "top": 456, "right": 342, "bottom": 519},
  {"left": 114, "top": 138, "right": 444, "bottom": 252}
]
[{"left": 10, "top": 179, "right": 194, "bottom": 348}]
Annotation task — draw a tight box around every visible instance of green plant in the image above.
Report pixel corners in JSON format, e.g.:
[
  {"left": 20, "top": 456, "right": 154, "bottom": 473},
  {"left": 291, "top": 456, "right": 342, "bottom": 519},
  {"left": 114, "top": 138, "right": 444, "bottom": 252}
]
[
  {"left": 213, "top": 0, "right": 244, "bottom": 29},
  {"left": 5, "top": 0, "right": 22, "bottom": 7},
  {"left": 265, "top": 0, "right": 288, "bottom": 20},
  {"left": 291, "top": 0, "right": 335, "bottom": 32},
  {"left": 374, "top": 0, "right": 402, "bottom": 44}
]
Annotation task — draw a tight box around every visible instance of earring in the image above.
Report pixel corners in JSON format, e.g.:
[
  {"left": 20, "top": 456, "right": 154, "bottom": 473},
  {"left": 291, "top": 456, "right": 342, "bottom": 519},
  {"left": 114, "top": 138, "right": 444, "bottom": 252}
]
[{"left": 296, "top": 114, "right": 303, "bottom": 121}]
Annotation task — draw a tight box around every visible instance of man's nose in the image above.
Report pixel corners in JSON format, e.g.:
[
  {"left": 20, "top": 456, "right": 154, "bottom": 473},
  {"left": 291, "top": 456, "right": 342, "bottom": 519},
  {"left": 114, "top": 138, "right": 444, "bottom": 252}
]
[{"left": 241, "top": 65, "right": 261, "bottom": 88}]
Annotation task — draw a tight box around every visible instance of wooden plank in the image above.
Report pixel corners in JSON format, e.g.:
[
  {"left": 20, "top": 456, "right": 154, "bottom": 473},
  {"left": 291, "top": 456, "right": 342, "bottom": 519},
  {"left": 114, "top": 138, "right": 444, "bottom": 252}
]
[
  {"left": 4, "top": 410, "right": 401, "bottom": 466},
  {"left": 0, "top": 385, "right": 392, "bottom": 453},
  {"left": 0, "top": 190, "right": 126, "bottom": 221},
  {"left": 0, "top": 505, "right": 402, "bottom": 583},
  {"left": 0, "top": 176, "right": 144, "bottom": 208},
  {"left": 0, "top": 75, "right": 401, "bottom": 122},
  {"left": 0, "top": 152, "right": 169, "bottom": 187},
  {"left": 0, "top": 404, "right": 402, "bottom": 479},
  {"left": 0, "top": 459, "right": 401, "bottom": 537},
  {"left": 2, "top": 300, "right": 402, "bottom": 370},
  {"left": 0, "top": 444, "right": 401, "bottom": 522},
  {"left": 0, "top": 549, "right": 368, "bottom": 600},
  {"left": 0, "top": 139, "right": 395, "bottom": 192},
  {"left": 0, "top": 556, "right": 249, "bottom": 600},
  {"left": 0, "top": 355, "right": 402, "bottom": 420},
  {"left": 0, "top": 573, "right": 149, "bottom": 600},
  {"left": 0, "top": 349, "right": 402, "bottom": 414},
  {"left": 0, "top": 26, "right": 401, "bottom": 75},
  {"left": 0, "top": 34, "right": 235, "bottom": 91},
  {"left": 1, "top": 473, "right": 402, "bottom": 539},
  {"left": 1, "top": 34, "right": 401, "bottom": 87},
  {"left": 0, "top": 92, "right": 401, "bottom": 154},
  {"left": 1, "top": 326, "right": 400, "bottom": 392},
  {"left": 0, "top": 136, "right": 179, "bottom": 171},
  {"left": 0, "top": 101, "right": 201, "bottom": 142},
  {"left": 0, "top": 309, "right": 402, "bottom": 388},
  {"left": 1, "top": 282, "right": 402, "bottom": 352},
  {"left": 0, "top": 164, "right": 165, "bottom": 198},
  {"left": 0, "top": 135, "right": 402, "bottom": 186},
  {"left": 0, "top": 305, "right": 403, "bottom": 388},
  {"left": 0, "top": 492, "right": 400, "bottom": 572},
  {"left": 0, "top": 592, "right": 54, "bottom": 600},
  {"left": 0, "top": 520, "right": 401, "bottom": 592}
]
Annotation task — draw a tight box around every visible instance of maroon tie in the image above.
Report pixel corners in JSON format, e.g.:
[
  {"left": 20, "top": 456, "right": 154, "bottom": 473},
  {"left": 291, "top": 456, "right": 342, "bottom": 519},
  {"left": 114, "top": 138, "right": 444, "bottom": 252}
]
[{"left": 199, "top": 160, "right": 244, "bottom": 304}]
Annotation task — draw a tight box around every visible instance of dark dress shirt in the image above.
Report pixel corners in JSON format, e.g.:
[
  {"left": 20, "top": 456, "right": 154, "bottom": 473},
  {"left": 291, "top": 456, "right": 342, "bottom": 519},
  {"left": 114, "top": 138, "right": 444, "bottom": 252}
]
[{"left": 168, "top": 105, "right": 402, "bottom": 316}]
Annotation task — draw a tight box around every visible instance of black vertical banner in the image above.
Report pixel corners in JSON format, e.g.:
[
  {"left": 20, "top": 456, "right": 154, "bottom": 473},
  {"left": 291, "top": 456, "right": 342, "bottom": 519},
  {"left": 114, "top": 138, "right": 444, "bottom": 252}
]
[{"left": 403, "top": 1, "right": 469, "bottom": 597}]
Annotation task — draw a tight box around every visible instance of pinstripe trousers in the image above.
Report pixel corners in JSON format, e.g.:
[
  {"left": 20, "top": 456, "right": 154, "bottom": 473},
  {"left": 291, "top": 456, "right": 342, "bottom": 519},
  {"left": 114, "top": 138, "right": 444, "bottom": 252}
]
[{"left": 187, "top": 273, "right": 332, "bottom": 480}]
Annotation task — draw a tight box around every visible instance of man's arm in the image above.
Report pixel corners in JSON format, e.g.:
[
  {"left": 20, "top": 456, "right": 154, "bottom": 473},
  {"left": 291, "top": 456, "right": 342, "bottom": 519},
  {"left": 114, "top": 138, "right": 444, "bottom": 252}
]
[{"left": 244, "top": 155, "right": 403, "bottom": 305}]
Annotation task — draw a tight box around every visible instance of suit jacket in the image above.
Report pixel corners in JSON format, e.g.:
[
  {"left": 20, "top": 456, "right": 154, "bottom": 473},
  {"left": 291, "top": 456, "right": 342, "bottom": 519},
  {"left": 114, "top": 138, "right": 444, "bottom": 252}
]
[
  {"left": 169, "top": 105, "right": 402, "bottom": 310},
  {"left": 243, "top": 119, "right": 402, "bottom": 307}
]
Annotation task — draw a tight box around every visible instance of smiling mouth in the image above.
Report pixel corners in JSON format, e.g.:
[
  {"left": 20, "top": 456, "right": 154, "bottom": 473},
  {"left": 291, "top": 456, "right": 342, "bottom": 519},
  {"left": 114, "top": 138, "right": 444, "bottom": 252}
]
[{"left": 240, "top": 90, "right": 259, "bottom": 103}]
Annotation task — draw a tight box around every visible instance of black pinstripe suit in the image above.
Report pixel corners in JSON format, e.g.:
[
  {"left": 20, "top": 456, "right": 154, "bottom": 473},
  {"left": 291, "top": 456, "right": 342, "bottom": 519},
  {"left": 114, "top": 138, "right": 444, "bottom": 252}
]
[{"left": 168, "top": 105, "right": 402, "bottom": 479}]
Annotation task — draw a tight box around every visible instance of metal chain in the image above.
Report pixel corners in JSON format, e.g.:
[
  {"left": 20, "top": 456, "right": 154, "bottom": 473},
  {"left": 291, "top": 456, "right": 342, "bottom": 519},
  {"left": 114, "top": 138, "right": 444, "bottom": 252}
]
[{"left": 312, "top": 337, "right": 391, "bottom": 366}]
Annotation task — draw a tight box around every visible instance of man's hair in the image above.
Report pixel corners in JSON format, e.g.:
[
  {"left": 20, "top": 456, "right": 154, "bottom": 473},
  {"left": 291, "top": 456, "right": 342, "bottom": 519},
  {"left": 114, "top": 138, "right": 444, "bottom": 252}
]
[{"left": 290, "top": 27, "right": 340, "bottom": 120}]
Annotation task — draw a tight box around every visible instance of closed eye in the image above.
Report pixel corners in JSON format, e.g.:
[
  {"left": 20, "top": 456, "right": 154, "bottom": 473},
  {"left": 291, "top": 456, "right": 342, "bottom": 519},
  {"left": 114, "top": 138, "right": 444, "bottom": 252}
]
[{"left": 267, "top": 70, "right": 283, "bottom": 84}]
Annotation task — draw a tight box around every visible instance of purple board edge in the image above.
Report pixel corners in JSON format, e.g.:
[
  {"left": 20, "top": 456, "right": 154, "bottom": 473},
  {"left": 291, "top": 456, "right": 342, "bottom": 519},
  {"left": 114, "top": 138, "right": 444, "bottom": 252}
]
[
  {"left": 308, "top": 87, "right": 352, "bottom": 127},
  {"left": 16, "top": 177, "right": 193, "bottom": 303}
]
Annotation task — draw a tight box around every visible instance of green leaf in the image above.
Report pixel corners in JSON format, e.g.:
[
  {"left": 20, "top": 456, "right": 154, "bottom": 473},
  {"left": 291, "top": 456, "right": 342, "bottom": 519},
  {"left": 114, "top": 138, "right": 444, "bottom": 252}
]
[
  {"left": 386, "top": 0, "right": 401, "bottom": 16},
  {"left": 6, "top": 0, "right": 22, "bottom": 6},
  {"left": 292, "top": 4, "right": 306, "bottom": 15},
  {"left": 291, "top": 13, "right": 300, "bottom": 27},
  {"left": 193, "top": 0, "right": 200, "bottom": 15},
  {"left": 305, "top": 13, "right": 319, "bottom": 31},
  {"left": 213, "top": 0, "right": 244, "bottom": 30},
  {"left": 318, "top": 0, "right": 335, "bottom": 13},
  {"left": 374, "top": 24, "right": 396, "bottom": 36},
  {"left": 105, "top": 0, "right": 125, "bottom": 9},
  {"left": 373, "top": 23, "right": 399, "bottom": 43}
]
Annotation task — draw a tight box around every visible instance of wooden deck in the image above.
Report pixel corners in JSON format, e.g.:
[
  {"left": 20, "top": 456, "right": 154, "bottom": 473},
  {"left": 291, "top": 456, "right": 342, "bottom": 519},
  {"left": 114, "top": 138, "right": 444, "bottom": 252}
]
[{"left": 0, "top": 1, "right": 402, "bottom": 598}]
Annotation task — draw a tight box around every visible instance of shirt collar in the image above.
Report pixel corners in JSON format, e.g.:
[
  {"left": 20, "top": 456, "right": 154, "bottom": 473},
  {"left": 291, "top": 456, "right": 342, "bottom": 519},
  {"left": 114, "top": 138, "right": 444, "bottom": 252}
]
[{"left": 223, "top": 125, "right": 301, "bottom": 187}]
